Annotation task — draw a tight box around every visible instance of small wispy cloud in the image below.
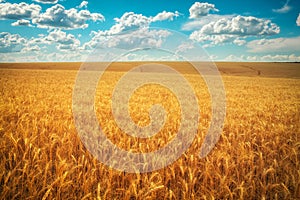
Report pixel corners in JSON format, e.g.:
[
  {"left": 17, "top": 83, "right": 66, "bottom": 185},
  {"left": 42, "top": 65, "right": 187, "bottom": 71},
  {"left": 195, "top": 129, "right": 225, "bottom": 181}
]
[
  {"left": 33, "top": 0, "right": 58, "bottom": 4},
  {"left": 272, "top": 0, "right": 291, "bottom": 14},
  {"left": 78, "top": 1, "right": 88, "bottom": 9},
  {"left": 189, "top": 2, "right": 219, "bottom": 19}
]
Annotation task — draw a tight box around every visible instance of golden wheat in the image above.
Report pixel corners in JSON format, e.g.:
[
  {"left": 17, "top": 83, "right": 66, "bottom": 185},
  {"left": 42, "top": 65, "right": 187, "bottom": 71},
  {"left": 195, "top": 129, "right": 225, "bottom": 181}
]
[{"left": 0, "top": 64, "right": 299, "bottom": 199}]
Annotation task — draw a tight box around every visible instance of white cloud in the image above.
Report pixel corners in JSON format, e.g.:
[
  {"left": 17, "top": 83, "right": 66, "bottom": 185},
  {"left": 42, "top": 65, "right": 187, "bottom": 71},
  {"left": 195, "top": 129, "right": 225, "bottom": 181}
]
[
  {"left": 0, "top": 2, "right": 41, "bottom": 20},
  {"left": 32, "top": 4, "right": 104, "bottom": 29},
  {"left": 189, "top": 2, "right": 219, "bottom": 19},
  {"left": 182, "top": 14, "right": 233, "bottom": 31},
  {"left": 0, "top": 32, "right": 27, "bottom": 53},
  {"left": 287, "top": 54, "right": 300, "bottom": 61},
  {"left": 90, "top": 10, "right": 179, "bottom": 38},
  {"left": 43, "top": 52, "right": 87, "bottom": 62},
  {"left": 33, "top": 0, "right": 58, "bottom": 4},
  {"left": 152, "top": 11, "right": 180, "bottom": 22},
  {"left": 120, "top": 51, "right": 181, "bottom": 61},
  {"left": 0, "top": 31, "right": 88, "bottom": 62},
  {"left": 27, "top": 37, "right": 48, "bottom": 46},
  {"left": 246, "top": 55, "right": 258, "bottom": 61},
  {"left": 224, "top": 54, "right": 244, "bottom": 61},
  {"left": 246, "top": 36, "right": 300, "bottom": 53},
  {"left": 24, "top": 29, "right": 80, "bottom": 51},
  {"left": 21, "top": 45, "right": 40, "bottom": 52},
  {"left": 223, "top": 53, "right": 300, "bottom": 62},
  {"left": 239, "top": 54, "right": 300, "bottom": 62},
  {"left": 189, "top": 15, "right": 280, "bottom": 46},
  {"left": 209, "top": 54, "right": 218, "bottom": 60},
  {"left": 107, "top": 11, "right": 180, "bottom": 34},
  {"left": 0, "top": 50, "right": 89, "bottom": 62},
  {"left": 272, "top": 0, "right": 291, "bottom": 14},
  {"left": 110, "top": 12, "right": 151, "bottom": 34},
  {"left": 11, "top": 19, "right": 32, "bottom": 27},
  {"left": 200, "top": 15, "right": 279, "bottom": 36},
  {"left": 261, "top": 54, "right": 287, "bottom": 61},
  {"left": 233, "top": 38, "right": 246, "bottom": 46},
  {"left": 185, "top": 2, "right": 280, "bottom": 48},
  {"left": 190, "top": 32, "right": 236, "bottom": 45},
  {"left": 44, "top": 29, "right": 80, "bottom": 50},
  {"left": 175, "top": 42, "right": 195, "bottom": 54},
  {"left": 81, "top": 11, "right": 181, "bottom": 51},
  {"left": 297, "top": 13, "right": 300, "bottom": 26},
  {"left": 78, "top": 1, "right": 88, "bottom": 9},
  {"left": 83, "top": 28, "right": 171, "bottom": 50}
]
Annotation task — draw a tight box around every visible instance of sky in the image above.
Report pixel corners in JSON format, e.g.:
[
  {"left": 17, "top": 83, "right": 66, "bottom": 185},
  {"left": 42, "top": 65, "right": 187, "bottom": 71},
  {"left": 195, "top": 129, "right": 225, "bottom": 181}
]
[{"left": 0, "top": 0, "right": 299, "bottom": 62}]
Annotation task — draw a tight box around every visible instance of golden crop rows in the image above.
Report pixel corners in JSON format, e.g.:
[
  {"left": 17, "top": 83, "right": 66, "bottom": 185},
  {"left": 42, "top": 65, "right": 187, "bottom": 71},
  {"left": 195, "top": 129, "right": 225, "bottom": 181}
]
[{"left": 0, "top": 67, "right": 299, "bottom": 199}]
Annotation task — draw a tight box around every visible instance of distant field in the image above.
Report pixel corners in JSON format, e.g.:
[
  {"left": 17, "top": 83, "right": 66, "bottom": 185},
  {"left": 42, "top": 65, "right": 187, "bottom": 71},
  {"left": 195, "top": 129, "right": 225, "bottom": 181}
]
[
  {"left": 0, "top": 62, "right": 299, "bottom": 78},
  {"left": 0, "top": 63, "right": 299, "bottom": 199}
]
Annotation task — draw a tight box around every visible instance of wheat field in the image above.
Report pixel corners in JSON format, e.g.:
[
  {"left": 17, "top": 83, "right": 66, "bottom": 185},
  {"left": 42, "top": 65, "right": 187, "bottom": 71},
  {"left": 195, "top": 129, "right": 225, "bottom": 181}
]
[{"left": 0, "top": 62, "right": 299, "bottom": 199}]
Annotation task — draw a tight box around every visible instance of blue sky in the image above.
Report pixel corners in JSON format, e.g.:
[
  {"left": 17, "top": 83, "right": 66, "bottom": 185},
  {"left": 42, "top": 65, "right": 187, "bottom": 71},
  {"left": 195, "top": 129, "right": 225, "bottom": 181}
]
[{"left": 0, "top": 0, "right": 299, "bottom": 62}]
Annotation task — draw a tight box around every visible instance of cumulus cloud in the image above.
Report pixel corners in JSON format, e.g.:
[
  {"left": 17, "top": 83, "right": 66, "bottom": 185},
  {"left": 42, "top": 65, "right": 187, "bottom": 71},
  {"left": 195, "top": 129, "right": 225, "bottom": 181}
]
[
  {"left": 0, "top": 30, "right": 85, "bottom": 62},
  {"left": 261, "top": 54, "right": 300, "bottom": 61},
  {"left": 27, "top": 29, "right": 80, "bottom": 50},
  {"left": 0, "top": 32, "right": 27, "bottom": 53},
  {"left": 109, "top": 12, "right": 151, "bottom": 34},
  {"left": 297, "top": 13, "right": 300, "bottom": 26},
  {"left": 45, "top": 29, "right": 80, "bottom": 50},
  {"left": 21, "top": 45, "right": 40, "bottom": 52},
  {"left": 246, "top": 36, "right": 300, "bottom": 53},
  {"left": 272, "top": 0, "right": 291, "bottom": 14},
  {"left": 24, "top": 29, "right": 80, "bottom": 51},
  {"left": 27, "top": 37, "right": 48, "bottom": 46},
  {"left": 184, "top": 1, "right": 280, "bottom": 47},
  {"left": 107, "top": 11, "right": 180, "bottom": 34},
  {"left": 152, "top": 11, "right": 180, "bottom": 22},
  {"left": 33, "top": 0, "right": 58, "bottom": 4},
  {"left": 120, "top": 52, "right": 182, "bottom": 61},
  {"left": 189, "top": 2, "right": 219, "bottom": 19},
  {"left": 233, "top": 38, "right": 246, "bottom": 46},
  {"left": 224, "top": 54, "right": 244, "bottom": 62},
  {"left": 189, "top": 15, "right": 279, "bottom": 46},
  {"left": 182, "top": 14, "right": 233, "bottom": 31},
  {"left": 200, "top": 15, "right": 280, "bottom": 36},
  {"left": 0, "top": 2, "right": 41, "bottom": 20},
  {"left": 175, "top": 42, "right": 195, "bottom": 54},
  {"left": 81, "top": 11, "right": 179, "bottom": 51},
  {"left": 190, "top": 33, "right": 235, "bottom": 45},
  {"left": 78, "top": 1, "right": 88, "bottom": 9},
  {"left": 190, "top": 34, "right": 247, "bottom": 48},
  {"left": 223, "top": 54, "right": 281, "bottom": 62},
  {"left": 0, "top": 50, "right": 89, "bottom": 62},
  {"left": 246, "top": 55, "right": 257, "bottom": 61},
  {"left": 42, "top": 52, "right": 88, "bottom": 62},
  {"left": 92, "top": 10, "right": 178, "bottom": 36},
  {"left": 32, "top": 4, "right": 104, "bottom": 29},
  {"left": 11, "top": 19, "right": 32, "bottom": 27},
  {"left": 285, "top": 54, "right": 300, "bottom": 62},
  {"left": 83, "top": 28, "right": 171, "bottom": 50},
  {"left": 227, "top": 54, "right": 300, "bottom": 62}
]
